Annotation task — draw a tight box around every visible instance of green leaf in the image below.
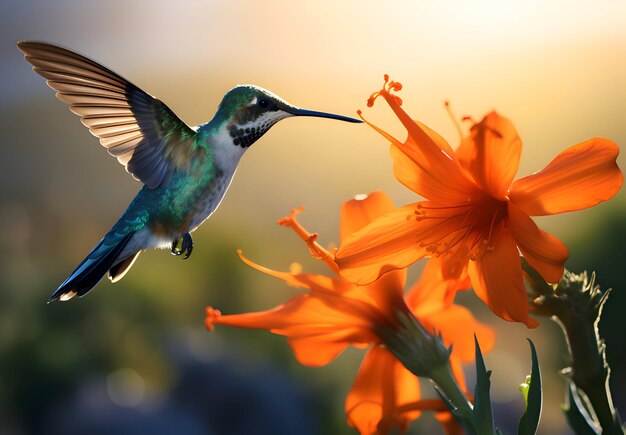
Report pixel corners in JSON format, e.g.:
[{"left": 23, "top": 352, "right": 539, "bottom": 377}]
[
  {"left": 518, "top": 339, "right": 542, "bottom": 435},
  {"left": 563, "top": 382, "right": 600, "bottom": 434},
  {"left": 473, "top": 335, "right": 495, "bottom": 434}
]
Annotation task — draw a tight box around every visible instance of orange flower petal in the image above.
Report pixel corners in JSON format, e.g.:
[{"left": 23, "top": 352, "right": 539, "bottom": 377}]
[
  {"left": 355, "top": 269, "right": 408, "bottom": 325},
  {"left": 371, "top": 87, "right": 480, "bottom": 202},
  {"left": 390, "top": 143, "right": 480, "bottom": 203},
  {"left": 294, "top": 272, "right": 354, "bottom": 296},
  {"left": 212, "top": 293, "right": 378, "bottom": 363},
  {"left": 435, "top": 410, "right": 464, "bottom": 435},
  {"left": 290, "top": 273, "right": 402, "bottom": 328},
  {"left": 336, "top": 204, "right": 431, "bottom": 285},
  {"left": 508, "top": 204, "right": 569, "bottom": 283},
  {"left": 414, "top": 119, "right": 456, "bottom": 157},
  {"left": 288, "top": 334, "right": 354, "bottom": 367},
  {"left": 455, "top": 111, "right": 522, "bottom": 200},
  {"left": 381, "top": 93, "right": 459, "bottom": 179},
  {"left": 394, "top": 131, "right": 480, "bottom": 202},
  {"left": 340, "top": 190, "right": 396, "bottom": 242},
  {"left": 346, "top": 346, "right": 421, "bottom": 435},
  {"left": 468, "top": 229, "right": 539, "bottom": 328},
  {"left": 423, "top": 304, "right": 496, "bottom": 363},
  {"left": 208, "top": 295, "right": 335, "bottom": 331},
  {"left": 509, "top": 138, "right": 623, "bottom": 216},
  {"left": 406, "top": 257, "right": 470, "bottom": 315},
  {"left": 270, "top": 295, "right": 376, "bottom": 339}
]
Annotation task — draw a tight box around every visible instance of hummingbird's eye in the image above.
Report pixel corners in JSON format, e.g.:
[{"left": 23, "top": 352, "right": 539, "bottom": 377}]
[{"left": 257, "top": 98, "right": 272, "bottom": 110}]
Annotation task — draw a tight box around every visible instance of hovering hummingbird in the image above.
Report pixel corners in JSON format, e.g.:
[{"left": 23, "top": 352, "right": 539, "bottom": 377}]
[{"left": 17, "top": 41, "right": 361, "bottom": 302}]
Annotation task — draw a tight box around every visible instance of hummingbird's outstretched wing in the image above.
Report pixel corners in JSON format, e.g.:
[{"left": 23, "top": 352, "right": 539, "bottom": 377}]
[{"left": 17, "top": 41, "right": 197, "bottom": 189}]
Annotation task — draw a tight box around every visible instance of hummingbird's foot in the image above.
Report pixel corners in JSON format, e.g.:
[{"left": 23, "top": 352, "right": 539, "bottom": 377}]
[{"left": 171, "top": 233, "right": 193, "bottom": 259}]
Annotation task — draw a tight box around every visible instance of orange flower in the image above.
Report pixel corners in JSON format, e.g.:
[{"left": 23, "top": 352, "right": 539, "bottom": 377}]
[
  {"left": 206, "top": 191, "right": 494, "bottom": 434},
  {"left": 335, "top": 76, "right": 623, "bottom": 328}
]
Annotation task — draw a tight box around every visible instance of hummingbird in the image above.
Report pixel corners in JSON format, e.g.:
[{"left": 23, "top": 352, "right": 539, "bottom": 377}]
[{"left": 17, "top": 41, "right": 361, "bottom": 302}]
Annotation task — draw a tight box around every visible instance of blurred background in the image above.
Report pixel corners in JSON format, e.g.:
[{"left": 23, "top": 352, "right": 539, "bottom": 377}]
[{"left": 0, "top": 1, "right": 624, "bottom": 433}]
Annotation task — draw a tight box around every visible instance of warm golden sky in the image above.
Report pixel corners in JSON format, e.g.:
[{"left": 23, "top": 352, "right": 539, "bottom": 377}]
[{"left": 2, "top": 0, "right": 624, "bottom": 242}]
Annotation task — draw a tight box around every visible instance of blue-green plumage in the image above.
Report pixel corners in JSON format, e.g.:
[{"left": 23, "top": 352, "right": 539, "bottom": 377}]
[{"left": 18, "top": 40, "right": 362, "bottom": 302}]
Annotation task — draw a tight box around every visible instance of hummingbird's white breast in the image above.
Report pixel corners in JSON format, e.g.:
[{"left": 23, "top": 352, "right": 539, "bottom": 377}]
[{"left": 188, "top": 124, "right": 246, "bottom": 231}]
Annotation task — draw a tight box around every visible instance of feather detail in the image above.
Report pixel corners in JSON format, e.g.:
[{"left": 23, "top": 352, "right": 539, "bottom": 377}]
[
  {"left": 17, "top": 41, "right": 199, "bottom": 189},
  {"left": 108, "top": 252, "right": 140, "bottom": 283}
]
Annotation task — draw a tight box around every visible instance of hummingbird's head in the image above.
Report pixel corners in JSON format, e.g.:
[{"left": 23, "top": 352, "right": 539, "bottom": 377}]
[{"left": 214, "top": 85, "right": 362, "bottom": 148}]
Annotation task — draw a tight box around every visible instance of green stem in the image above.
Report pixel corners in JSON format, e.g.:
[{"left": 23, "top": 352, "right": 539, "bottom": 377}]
[
  {"left": 379, "top": 310, "right": 478, "bottom": 433},
  {"left": 557, "top": 313, "right": 623, "bottom": 434},
  {"left": 522, "top": 261, "right": 623, "bottom": 434},
  {"left": 430, "top": 363, "right": 474, "bottom": 417}
]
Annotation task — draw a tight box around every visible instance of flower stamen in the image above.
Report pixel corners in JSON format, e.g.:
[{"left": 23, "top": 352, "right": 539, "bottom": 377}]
[
  {"left": 205, "top": 306, "right": 222, "bottom": 331},
  {"left": 236, "top": 249, "right": 302, "bottom": 284},
  {"left": 462, "top": 115, "right": 476, "bottom": 125},
  {"left": 484, "top": 204, "right": 506, "bottom": 249},
  {"left": 444, "top": 101, "right": 464, "bottom": 142},
  {"left": 278, "top": 207, "right": 339, "bottom": 274},
  {"left": 367, "top": 74, "right": 403, "bottom": 108},
  {"left": 411, "top": 199, "right": 509, "bottom": 263}
]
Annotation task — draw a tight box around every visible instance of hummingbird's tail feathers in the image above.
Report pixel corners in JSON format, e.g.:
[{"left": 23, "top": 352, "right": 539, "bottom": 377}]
[
  {"left": 49, "top": 232, "right": 135, "bottom": 303},
  {"left": 108, "top": 252, "right": 140, "bottom": 283}
]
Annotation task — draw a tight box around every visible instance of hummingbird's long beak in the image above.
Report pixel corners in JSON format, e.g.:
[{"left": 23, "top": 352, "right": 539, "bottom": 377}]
[{"left": 287, "top": 107, "right": 363, "bottom": 123}]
